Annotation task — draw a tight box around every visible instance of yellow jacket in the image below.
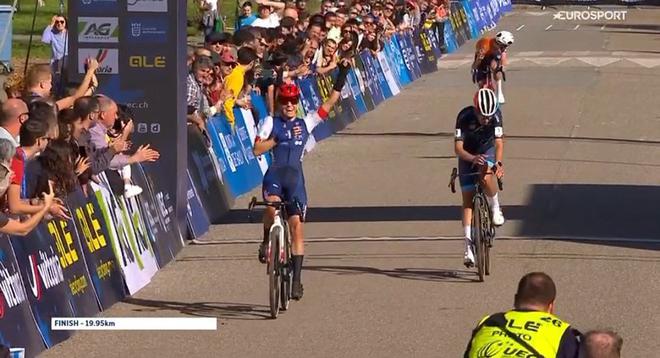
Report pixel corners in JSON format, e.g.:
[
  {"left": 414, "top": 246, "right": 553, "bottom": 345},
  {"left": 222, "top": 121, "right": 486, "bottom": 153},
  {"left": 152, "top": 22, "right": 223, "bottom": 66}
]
[{"left": 222, "top": 64, "right": 248, "bottom": 128}]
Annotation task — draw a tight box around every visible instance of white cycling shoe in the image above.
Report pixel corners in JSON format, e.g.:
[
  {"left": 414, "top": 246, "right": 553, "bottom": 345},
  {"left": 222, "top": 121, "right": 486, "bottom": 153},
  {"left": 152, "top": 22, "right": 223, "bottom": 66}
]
[
  {"left": 464, "top": 246, "right": 476, "bottom": 268},
  {"left": 492, "top": 208, "right": 505, "bottom": 226}
]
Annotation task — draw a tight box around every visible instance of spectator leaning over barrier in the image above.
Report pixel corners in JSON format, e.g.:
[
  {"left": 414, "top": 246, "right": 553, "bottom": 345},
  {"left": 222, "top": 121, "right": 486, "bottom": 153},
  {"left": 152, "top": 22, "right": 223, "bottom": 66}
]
[
  {"left": 57, "top": 108, "right": 91, "bottom": 188},
  {"left": 238, "top": 1, "right": 258, "bottom": 29},
  {"left": 0, "top": 99, "right": 29, "bottom": 148},
  {"left": 26, "top": 138, "right": 79, "bottom": 199},
  {"left": 90, "top": 96, "right": 160, "bottom": 171},
  {"left": 315, "top": 38, "right": 339, "bottom": 75},
  {"left": 24, "top": 59, "right": 98, "bottom": 111},
  {"left": 581, "top": 330, "right": 623, "bottom": 358},
  {"left": 187, "top": 56, "right": 214, "bottom": 133},
  {"left": 6, "top": 119, "right": 70, "bottom": 219},
  {"left": 73, "top": 96, "right": 124, "bottom": 175},
  {"left": 463, "top": 272, "right": 582, "bottom": 358},
  {"left": 41, "top": 14, "right": 69, "bottom": 94},
  {"left": 0, "top": 139, "right": 56, "bottom": 236},
  {"left": 223, "top": 47, "right": 259, "bottom": 130}
]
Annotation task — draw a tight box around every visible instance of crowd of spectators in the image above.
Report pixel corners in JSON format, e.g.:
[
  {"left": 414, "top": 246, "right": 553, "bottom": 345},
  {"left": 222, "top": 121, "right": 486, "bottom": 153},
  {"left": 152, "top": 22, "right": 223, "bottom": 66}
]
[
  {"left": 186, "top": 0, "right": 451, "bottom": 135},
  {"left": 0, "top": 57, "right": 160, "bottom": 236}
]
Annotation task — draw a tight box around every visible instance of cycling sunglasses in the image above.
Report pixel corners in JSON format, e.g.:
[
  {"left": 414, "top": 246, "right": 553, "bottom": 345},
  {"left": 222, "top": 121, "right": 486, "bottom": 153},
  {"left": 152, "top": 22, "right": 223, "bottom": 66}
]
[{"left": 279, "top": 97, "right": 299, "bottom": 105}]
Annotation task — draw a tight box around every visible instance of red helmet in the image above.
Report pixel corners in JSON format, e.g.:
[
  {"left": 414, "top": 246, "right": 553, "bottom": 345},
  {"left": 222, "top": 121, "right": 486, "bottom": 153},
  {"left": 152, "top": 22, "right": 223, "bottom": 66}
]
[{"left": 278, "top": 83, "right": 300, "bottom": 101}]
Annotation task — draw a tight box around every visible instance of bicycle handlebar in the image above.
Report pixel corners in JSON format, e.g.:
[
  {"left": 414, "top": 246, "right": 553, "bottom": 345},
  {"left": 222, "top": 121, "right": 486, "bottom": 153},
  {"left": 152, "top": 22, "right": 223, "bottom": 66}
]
[{"left": 448, "top": 167, "right": 503, "bottom": 193}]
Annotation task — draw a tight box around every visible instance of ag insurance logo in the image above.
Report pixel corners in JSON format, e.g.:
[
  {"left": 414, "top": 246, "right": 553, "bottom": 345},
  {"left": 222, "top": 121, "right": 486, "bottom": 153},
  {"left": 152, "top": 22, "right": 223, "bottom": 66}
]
[
  {"left": 78, "top": 48, "right": 119, "bottom": 74},
  {"left": 128, "top": 0, "right": 168, "bottom": 12},
  {"left": 78, "top": 17, "right": 119, "bottom": 43}
]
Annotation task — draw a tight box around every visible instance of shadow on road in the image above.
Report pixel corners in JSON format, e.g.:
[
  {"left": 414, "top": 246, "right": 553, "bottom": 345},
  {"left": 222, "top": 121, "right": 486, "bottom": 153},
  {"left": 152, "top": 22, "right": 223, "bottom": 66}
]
[
  {"left": 304, "top": 265, "right": 479, "bottom": 283},
  {"left": 123, "top": 298, "right": 272, "bottom": 320},
  {"left": 218, "top": 184, "right": 660, "bottom": 251}
]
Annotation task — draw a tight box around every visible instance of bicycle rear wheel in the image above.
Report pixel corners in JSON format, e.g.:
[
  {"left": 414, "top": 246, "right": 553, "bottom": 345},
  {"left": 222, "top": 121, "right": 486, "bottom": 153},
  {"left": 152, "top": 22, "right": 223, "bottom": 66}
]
[
  {"left": 268, "top": 228, "right": 281, "bottom": 319},
  {"left": 472, "top": 195, "right": 486, "bottom": 282},
  {"left": 280, "top": 223, "right": 292, "bottom": 311}
]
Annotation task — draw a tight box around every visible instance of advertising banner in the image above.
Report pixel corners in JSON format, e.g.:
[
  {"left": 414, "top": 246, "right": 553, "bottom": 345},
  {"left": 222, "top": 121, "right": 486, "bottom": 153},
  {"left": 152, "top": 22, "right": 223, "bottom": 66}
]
[
  {"left": 66, "top": 188, "right": 126, "bottom": 310},
  {"left": 376, "top": 52, "right": 401, "bottom": 96},
  {"left": 388, "top": 36, "right": 412, "bottom": 87},
  {"left": 131, "top": 164, "right": 185, "bottom": 262},
  {"left": 186, "top": 125, "right": 233, "bottom": 223},
  {"left": 0, "top": 237, "right": 45, "bottom": 356},
  {"left": 91, "top": 180, "right": 157, "bottom": 295},
  {"left": 10, "top": 223, "right": 75, "bottom": 347},
  {"left": 347, "top": 69, "right": 368, "bottom": 118},
  {"left": 185, "top": 170, "right": 211, "bottom": 240},
  {"left": 358, "top": 51, "right": 385, "bottom": 106},
  {"left": 351, "top": 58, "right": 376, "bottom": 112}
]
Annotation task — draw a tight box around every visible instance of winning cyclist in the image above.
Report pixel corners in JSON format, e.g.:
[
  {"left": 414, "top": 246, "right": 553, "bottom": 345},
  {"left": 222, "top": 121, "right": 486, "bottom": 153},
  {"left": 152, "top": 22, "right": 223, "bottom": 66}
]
[
  {"left": 253, "top": 61, "right": 352, "bottom": 300},
  {"left": 454, "top": 88, "right": 504, "bottom": 267},
  {"left": 471, "top": 31, "right": 514, "bottom": 104}
]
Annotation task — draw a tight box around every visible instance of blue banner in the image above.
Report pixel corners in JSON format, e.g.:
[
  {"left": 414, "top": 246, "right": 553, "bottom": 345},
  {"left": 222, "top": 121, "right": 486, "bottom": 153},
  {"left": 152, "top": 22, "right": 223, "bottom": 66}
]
[
  {"left": 461, "top": 0, "right": 481, "bottom": 39},
  {"left": 389, "top": 36, "right": 412, "bottom": 86},
  {"left": 185, "top": 170, "right": 211, "bottom": 239},
  {"left": 206, "top": 110, "right": 263, "bottom": 198},
  {"left": 347, "top": 69, "right": 368, "bottom": 118},
  {"left": 358, "top": 51, "right": 385, "bottom": 105}
]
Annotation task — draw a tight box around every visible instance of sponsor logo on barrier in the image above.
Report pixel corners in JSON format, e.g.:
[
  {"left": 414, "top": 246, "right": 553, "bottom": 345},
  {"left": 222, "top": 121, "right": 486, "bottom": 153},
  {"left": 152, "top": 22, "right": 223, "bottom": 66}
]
[
  {"left": 78, "top": 48, "right": 119, "bottom": 74},
  {"left": 553, "top": 10, "right": 627, "bottom": 21},
  {"left": 129, "top": 55, "right": 166, "bottom": 68},
  {"left": 0, "top": 262, "right": 28, "bottom": 317},
  {"left": 127, "top": 17, "right": 168, "bottom": 42},
  {"left": 125, "top": 101, "right": 149, "bottom": 109},
  {"left": 128, "top": 0, "right": 168, "bottom": 12},
  {"left": 25, "top": 248, "right": 65, "bottom": 300},
  {"left": 78, "top": 17, "right": 119, "bottom": 43},
  {"left": 137, "top": 122, "right": 161, "bottom": 134}
]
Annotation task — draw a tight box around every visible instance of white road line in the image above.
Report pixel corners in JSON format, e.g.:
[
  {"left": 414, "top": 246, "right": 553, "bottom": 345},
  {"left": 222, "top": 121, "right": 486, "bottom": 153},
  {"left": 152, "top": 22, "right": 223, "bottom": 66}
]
[
  {"left": 573, "top": 24, "right": 580, "bottom": 31},
  {"left": 601, "top": 24, "right": 606, "bottom": 30},
  {"left": 194, "top": 236, "right": 660, "bottom": 245},
  {"left": 516, "top": 24, "right": 525, "bottom": 31},
  {"left": 545, "top": 24, "right": 553, "bottom": 31}
]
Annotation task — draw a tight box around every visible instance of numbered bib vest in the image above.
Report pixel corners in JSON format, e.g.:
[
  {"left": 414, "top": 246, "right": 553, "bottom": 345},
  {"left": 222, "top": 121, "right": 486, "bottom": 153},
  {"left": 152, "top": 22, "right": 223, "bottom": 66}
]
[{"left": 467, "top": 310, "right": 570, "bottom": 358}]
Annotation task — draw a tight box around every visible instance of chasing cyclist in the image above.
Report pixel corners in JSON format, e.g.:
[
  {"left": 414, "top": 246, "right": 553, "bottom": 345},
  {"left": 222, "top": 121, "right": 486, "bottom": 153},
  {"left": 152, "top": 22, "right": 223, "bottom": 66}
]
[
  {"left": 454, "top": 87, "right": 504, "bottom": 267},
  {"left": 471, "top": 31, "right": 514, "bottom": 104},
  {"left": 253, "top": 61, "right": 352, "bottom": 300}
]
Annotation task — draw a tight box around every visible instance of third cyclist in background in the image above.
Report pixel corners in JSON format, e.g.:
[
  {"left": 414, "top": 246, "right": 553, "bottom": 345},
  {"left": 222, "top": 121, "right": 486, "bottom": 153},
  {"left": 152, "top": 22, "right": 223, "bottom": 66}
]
[{"left": 472, "top": 31, "right": 514, "bottom": 104}]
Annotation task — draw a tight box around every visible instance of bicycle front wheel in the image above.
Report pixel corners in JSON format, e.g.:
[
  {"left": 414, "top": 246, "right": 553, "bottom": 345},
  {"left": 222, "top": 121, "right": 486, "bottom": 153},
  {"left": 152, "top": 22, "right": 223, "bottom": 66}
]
[
  {"left": 472, "top": 195, "right": 486, "bottom": 282},
  {"left": 280, "top": 223, "right": 292, "bottom": 311},
  {"left": 268, "top": 228, "right": 281, "bottom": 319}
]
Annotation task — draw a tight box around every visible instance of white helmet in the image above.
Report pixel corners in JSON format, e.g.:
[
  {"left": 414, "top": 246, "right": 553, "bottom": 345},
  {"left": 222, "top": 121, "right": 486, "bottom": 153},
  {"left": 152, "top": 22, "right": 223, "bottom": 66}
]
[
  {"left": 495, "top": 31, "right": 514, "bottom": 46},
  {"left": 474, "top": 88, "right": 499, "bottom": 117}
]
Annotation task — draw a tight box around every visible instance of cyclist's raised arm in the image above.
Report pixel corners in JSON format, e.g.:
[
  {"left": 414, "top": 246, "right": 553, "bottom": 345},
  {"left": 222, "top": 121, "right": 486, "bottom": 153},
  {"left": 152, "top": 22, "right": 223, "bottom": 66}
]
[
  {"left": 305, "top": 60, "right": 352, "bottom": 132},
  {"left": 319, "top": 60, "right": 352, "bottom": 115}
]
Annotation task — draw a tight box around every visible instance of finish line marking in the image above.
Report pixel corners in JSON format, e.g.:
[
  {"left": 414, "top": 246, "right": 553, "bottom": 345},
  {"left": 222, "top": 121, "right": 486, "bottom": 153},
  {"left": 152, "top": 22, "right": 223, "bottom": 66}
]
[{"left": 196, "top": 236, "right": 660, "bottom": 245}]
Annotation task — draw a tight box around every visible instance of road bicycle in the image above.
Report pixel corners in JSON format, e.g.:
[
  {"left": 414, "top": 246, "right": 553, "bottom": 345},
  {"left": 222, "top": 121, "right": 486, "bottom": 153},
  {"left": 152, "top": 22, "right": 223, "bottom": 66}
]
[
  {"left": 449, "top": 167, "right": 503, "bottom": 282},
  {"left": 248, "top": 196, "right": 300, "bottom": 319}
]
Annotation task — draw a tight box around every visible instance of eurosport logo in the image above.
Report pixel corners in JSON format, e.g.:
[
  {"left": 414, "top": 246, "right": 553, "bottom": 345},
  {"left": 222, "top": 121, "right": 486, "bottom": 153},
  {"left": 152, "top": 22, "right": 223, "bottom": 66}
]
[
  {"left": 78, "top": 48, "right": 119, "bottom": 74},
  {"left": 127, "top": 0, "right": 168, "bottom": 12},
  {"left": 78, "top": 17, "right": 119, "bottom": 43},
  {"left": 126, "top": 17, "right": 167, "bottom": 43},
  {"left": 553, "top": 10, "right": 627, "bottom": 21}
]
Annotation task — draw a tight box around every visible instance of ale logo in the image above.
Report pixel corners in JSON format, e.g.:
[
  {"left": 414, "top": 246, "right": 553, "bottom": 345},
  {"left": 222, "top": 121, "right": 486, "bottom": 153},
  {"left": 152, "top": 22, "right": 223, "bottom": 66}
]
[
  {"left": 78, "top": 48, "right": 119, "bottom": 74},
  {"left": 78, "top": 17, "right": 119, "bottom": 43},
  {"left": 129, "top": 55, "right": 166, "bottom": 68}
]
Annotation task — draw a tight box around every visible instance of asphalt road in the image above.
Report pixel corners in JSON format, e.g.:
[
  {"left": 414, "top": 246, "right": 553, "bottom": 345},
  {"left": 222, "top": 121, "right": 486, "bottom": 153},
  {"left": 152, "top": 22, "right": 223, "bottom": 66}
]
[{"left": 41, "top": 6, "right": 660, "bottom": 358}]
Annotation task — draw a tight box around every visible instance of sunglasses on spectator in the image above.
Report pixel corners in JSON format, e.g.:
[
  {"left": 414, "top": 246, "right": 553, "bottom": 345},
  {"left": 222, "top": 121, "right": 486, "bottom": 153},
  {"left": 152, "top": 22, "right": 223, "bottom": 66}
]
[
  {"left": 279, "top": 97, "right": 299, "bottom": 105},
  {"left": 55, "top": 20, "right": 65, "bottom": 24}
]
